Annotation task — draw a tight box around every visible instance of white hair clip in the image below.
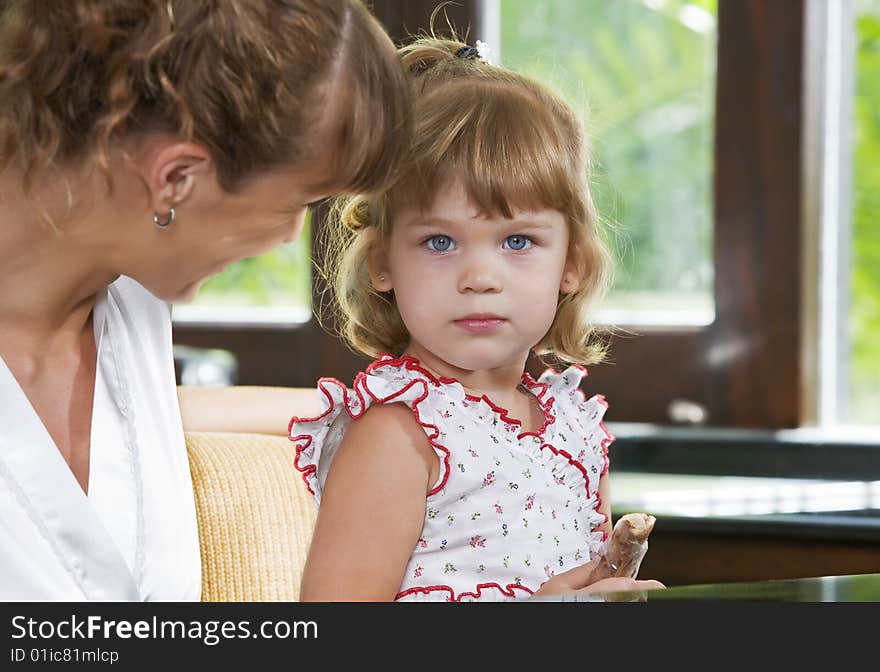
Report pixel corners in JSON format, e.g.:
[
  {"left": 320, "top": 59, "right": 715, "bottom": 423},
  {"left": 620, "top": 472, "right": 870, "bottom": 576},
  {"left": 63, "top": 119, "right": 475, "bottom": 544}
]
[
  {"left": 456, "top": 41, "right": 495, "bottom": 65},
  {"left": 475, "top": 39, "right": 494, "bottom": 65}
]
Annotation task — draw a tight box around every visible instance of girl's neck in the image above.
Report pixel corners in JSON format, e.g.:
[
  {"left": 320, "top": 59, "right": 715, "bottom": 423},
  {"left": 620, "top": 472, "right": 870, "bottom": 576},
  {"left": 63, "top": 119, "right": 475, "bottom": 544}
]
[{"left": 402, "top": 343, "right": 529, "bottom": 408}]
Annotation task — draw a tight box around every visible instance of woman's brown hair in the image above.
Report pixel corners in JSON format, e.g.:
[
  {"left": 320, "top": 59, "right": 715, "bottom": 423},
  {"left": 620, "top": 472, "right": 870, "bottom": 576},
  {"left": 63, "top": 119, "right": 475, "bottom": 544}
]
[
  {"left": 322, "top": 36, "right": 612, "bottom": 367},
  {"left": 0, "top": 0, "right": 410, "bottom": 195}
]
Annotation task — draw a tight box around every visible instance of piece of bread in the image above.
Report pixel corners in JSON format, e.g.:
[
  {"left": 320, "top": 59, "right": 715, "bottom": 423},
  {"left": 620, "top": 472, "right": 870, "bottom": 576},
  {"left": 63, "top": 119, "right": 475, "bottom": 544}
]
[{"left": 587, "top": 512, "right": 656, "bottom": 582}]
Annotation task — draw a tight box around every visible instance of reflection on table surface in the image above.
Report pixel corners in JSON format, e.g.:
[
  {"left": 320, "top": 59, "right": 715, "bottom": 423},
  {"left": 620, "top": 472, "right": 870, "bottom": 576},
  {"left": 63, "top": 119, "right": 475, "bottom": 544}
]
[
  {"left": 611, "top": 472, "right": 880, "bottom": 519},
  {"left": 535, "top": 573, "right": 880, "bottom": 602},
  {"left": 609, "top": 472, "right": 880, "bottom": 544}
]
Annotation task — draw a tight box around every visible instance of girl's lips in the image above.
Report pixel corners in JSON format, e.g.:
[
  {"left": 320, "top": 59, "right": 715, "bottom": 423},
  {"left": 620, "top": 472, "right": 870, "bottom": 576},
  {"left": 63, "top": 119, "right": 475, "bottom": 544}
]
[{"left": 454, "top": 317, "right": 506, "bottom": 333}]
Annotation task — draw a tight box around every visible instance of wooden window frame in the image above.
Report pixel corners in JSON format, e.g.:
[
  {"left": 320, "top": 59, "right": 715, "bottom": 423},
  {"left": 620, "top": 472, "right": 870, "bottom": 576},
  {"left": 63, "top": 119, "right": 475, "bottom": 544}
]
[{"left": 173, "top": 0, "right": 806, "bottom": 430}]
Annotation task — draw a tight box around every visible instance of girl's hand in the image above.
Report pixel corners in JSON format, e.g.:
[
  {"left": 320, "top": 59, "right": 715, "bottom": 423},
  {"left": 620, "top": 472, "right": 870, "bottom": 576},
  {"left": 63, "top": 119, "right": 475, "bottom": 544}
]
[
  {"left": 575, "top": 576, "right": 666, "bottom": 596},
  {"left": 532, "top": 559, "right": 665, "bottom": 600}
]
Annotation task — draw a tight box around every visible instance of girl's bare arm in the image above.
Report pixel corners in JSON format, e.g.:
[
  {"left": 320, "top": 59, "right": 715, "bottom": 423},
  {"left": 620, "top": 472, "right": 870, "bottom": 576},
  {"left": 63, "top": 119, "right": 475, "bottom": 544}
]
[{"left": 299, "top": 402, "right": 439, "bottom": 601}]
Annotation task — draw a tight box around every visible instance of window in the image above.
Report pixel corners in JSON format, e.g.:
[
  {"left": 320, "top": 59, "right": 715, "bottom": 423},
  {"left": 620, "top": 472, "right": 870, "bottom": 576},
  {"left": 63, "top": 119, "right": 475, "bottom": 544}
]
[
  {"left": 500, "top": 0, "right": 717, "bottom": 328},
  {"left": 496, "top": 0, "right": 806, "bottom": 428},
  {"left": 803, "top": 0, "right": 879, "bottom": 429}
]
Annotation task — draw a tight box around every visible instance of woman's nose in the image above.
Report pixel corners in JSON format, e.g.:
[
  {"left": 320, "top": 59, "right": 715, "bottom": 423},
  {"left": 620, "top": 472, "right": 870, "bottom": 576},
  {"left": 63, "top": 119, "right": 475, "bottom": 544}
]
[{"left": 284, "top": 209, "right": 307, "bottom": 243}]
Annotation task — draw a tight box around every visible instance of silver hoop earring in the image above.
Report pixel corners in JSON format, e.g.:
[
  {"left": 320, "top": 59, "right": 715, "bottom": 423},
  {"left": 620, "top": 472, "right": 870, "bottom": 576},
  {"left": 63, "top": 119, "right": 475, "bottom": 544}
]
[{"left": 153, "top": 208, "right": 175, "bottom": 228}]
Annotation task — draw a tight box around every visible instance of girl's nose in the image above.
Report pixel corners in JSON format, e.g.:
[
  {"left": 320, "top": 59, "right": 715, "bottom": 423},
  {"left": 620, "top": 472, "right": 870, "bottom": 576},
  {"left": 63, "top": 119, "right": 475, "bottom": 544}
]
[{"left": 458, "top": 257, "right": 502, "bottom": 293}]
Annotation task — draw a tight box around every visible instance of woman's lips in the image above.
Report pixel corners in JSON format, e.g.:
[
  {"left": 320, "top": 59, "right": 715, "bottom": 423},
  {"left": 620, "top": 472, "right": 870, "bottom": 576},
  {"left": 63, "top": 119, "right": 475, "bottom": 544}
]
[{"left": 454, "top": 315, "right": 506, "bottom": 333}]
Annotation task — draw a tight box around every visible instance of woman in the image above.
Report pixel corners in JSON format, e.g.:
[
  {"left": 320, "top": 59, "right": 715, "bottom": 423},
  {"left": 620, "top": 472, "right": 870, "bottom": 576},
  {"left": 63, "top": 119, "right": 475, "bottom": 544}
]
[{"left": 0, "top": 0, "right": 409, "bottom": 600}]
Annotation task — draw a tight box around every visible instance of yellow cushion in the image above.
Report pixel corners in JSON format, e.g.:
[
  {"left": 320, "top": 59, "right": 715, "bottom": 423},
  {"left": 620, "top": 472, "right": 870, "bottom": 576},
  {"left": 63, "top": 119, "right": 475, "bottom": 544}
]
[{"left": 185, "top": 431, "right": 317, "bottom": 602}]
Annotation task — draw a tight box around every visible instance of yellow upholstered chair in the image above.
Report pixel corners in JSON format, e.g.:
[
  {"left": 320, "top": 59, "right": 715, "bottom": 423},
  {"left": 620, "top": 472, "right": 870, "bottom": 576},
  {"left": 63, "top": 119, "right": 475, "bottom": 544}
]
[{"left": 185, "top": 431, "right": 317, "bottom": 601}]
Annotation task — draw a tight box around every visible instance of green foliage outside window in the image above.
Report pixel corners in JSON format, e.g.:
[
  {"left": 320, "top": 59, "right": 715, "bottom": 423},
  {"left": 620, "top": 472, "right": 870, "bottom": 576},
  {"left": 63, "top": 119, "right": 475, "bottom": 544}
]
[
  {"left": 852, "top": 1, "right": 880, "bottom": 423},
  {"left": 501, "top": 0, "right": 717, "bottom": 313},
  {"left": 502, "top": 0, "right": 878, "bottom": 423}
]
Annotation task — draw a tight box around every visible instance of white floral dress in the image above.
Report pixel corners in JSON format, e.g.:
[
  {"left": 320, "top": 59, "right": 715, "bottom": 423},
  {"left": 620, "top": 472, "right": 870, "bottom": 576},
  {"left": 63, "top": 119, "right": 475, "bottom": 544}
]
[{"left": 289, "top": 354, "right": 614, "bottom": 602}]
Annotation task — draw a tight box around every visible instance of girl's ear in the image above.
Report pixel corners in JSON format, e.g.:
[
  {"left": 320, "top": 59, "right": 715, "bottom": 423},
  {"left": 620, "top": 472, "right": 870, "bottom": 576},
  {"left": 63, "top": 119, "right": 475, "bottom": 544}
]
[
  {"left": 560, "top": 251, "right": 582, "bottom": 295},
  {"left": 365, "top": 229, "right": 393, "bottom": 292}
]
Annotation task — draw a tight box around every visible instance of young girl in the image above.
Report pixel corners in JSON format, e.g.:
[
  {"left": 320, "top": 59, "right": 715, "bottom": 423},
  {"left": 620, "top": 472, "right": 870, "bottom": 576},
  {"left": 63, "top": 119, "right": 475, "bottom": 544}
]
[{"left": 289, "top": 37, "right": 663, "bottom": 601}]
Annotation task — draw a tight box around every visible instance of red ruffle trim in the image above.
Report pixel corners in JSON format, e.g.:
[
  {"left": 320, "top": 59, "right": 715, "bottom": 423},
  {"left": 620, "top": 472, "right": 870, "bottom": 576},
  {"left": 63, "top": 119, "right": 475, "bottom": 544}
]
[
  {"left": 395, "top": 581, "right": 535, "bottom": 602},
  {"left": 289, "top": 353, "right": 614, "bottom": 540},
  {"left": 530, "top": 366, "right": 614, "bottom": 540},
  {"left": 289, "top": 354, "right": 461, "bottom": 497}
]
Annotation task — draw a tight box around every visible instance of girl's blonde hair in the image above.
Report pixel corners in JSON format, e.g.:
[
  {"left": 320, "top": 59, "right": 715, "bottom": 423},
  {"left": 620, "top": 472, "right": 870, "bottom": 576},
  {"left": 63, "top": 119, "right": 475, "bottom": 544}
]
[{"left": 321, "top": 36, "right": 612, "bottom": 366}]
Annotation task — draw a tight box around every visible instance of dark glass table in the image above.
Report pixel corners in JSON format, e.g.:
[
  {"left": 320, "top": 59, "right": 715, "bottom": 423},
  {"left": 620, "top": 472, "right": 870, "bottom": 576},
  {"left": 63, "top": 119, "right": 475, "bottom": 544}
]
[{"left": 536, "top": 572, "right": 880, "bottom": 602}]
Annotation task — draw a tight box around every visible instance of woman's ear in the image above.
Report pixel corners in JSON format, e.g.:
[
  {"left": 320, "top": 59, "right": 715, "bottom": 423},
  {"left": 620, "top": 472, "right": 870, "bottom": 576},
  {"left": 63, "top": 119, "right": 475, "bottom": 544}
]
[
  {"left": 365, "top": 229, "right": 393, "bottom": 292},
  {"left": 145, "top": 140, "right": 213, "bottom": 213}
]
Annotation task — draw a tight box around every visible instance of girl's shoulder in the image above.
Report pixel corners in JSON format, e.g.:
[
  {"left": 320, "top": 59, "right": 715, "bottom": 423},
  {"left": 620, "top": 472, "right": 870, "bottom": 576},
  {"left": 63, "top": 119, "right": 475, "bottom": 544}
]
[
  {"left": 290, "top": 354, "right": 453, "bottom": 429},
  {"left": 288, "top": 354, "right": 451, "bottom": 501}
]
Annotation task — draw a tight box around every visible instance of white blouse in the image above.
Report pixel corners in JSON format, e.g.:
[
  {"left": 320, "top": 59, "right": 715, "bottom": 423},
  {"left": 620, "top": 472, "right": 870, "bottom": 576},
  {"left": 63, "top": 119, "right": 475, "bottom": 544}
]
[
  {"left": 291, "top": 354, "right": 612, "bottom": 601},
  {"left": 0, "top": 277, "right": 200, "bottom": 601}
]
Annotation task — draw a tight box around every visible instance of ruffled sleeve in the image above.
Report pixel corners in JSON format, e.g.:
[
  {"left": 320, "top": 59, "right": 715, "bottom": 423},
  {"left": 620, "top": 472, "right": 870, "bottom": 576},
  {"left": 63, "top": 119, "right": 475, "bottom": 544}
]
[
  {"left": 288, "top": 355, "right": 450, "bottom": 504},
  {"left": 535, "top": 365, "right": 614, "bottom": 479},
  {"left": 518, "top": 365, "right": 614, "bottom": 548},
  {"left": 544, "top": 366, "right": 613, "bottom": 547},
  {"left": 520, "top": 365, "right": 613, "bottom": 547}
]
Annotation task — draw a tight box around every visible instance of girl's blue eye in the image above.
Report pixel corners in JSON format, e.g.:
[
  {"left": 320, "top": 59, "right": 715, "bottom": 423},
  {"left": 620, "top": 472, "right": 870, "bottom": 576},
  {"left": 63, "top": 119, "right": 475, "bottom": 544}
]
[
  {"left": 504, "top": 235, "right": 532, "bottom": 251},
  {"left": 426, "top": 235, "right": 454, "bottom": 252}
]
